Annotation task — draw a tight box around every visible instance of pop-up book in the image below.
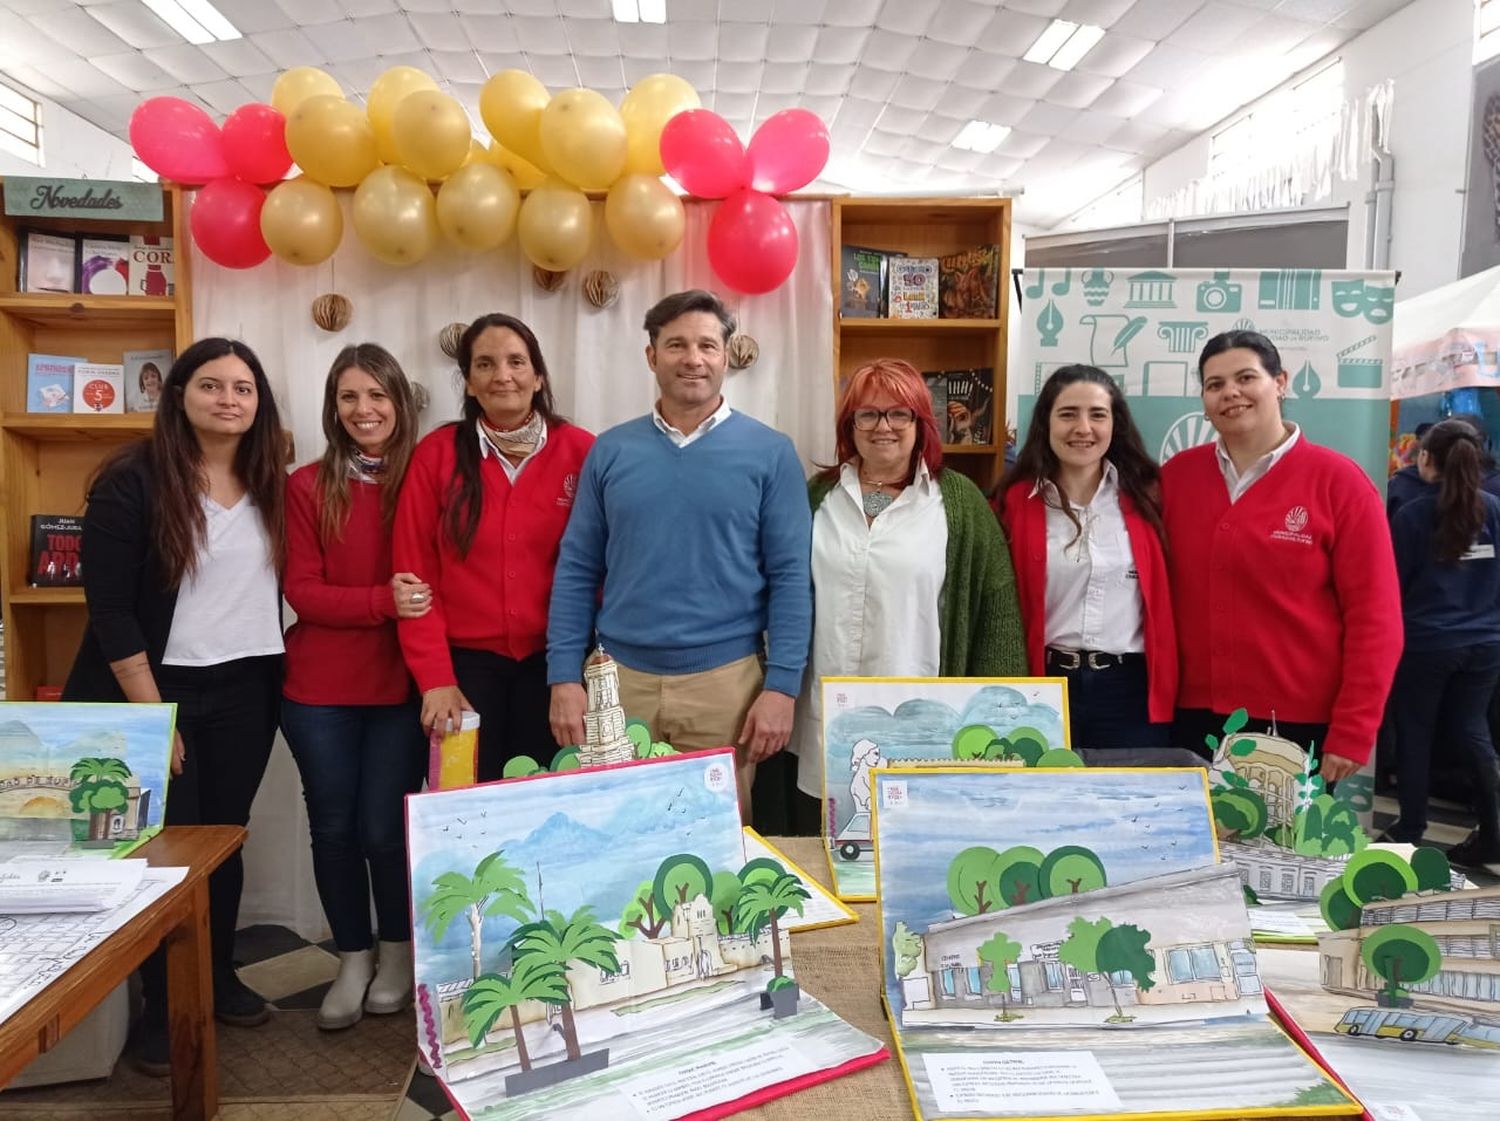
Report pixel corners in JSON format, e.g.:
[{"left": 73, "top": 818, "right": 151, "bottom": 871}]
[
  {"left": 406, "top": 748, "right": 887, "bottom": 1120},
  {"left": 0, "top": 701, "right": 175, "bottom": 858},
  {"left": 820, "top": 677, "right": 1073, "bottom": 901},
  {"left": 873, "top": 766, "right": 1360, "bottom": 1120}
]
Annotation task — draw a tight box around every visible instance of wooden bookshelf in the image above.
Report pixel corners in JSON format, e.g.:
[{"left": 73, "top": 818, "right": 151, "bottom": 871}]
[{"left": 0, "top": 180, "right": 192, "bottom": 701}]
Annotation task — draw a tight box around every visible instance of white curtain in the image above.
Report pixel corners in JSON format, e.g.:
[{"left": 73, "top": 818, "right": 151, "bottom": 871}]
[{"left": 192, "top": 198, "right": 835, "bottom": 938}]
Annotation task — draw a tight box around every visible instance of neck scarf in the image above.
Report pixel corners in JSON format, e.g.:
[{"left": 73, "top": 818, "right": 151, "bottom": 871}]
[
  {"left": 480, "top": 409, "right": 544, "bottom": 459},
  {"left": 349, "top": 451, "right": 386, "bottom": 484}
]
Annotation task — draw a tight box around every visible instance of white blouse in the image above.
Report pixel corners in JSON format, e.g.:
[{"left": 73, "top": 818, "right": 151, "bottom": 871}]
[
  {"left": 1039, "top": 462, "right": 1145, "bottom": 655},
  {"left": 791, "top": 461, "right": 948, "bottom": 797},
  {"left": 163, "top": 494, "right": 283, "bottom": 666}
]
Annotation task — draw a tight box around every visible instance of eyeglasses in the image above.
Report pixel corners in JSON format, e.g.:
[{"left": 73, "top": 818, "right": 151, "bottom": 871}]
[{"left": 852, "top": 407, "right": 916, "bottom": 431}]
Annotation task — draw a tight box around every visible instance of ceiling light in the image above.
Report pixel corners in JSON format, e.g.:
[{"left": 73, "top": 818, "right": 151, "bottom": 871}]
[
  {"left": 952, "top": 119, "right": 1011, "bottom": 154},
  {"left": 612, "top": 0, "right": 666, "bottom": 23},
  {"left": 140, "top": 0, "right": 240, "bottom": 44},
  {"left": 1023, "top": 19, "right": 1104, "bottom": 71}
]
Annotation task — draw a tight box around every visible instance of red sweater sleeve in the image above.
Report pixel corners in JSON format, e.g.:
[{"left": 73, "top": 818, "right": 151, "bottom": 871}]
[
  {"left": 284, "top": 468, "right": 396, "bottom": 627},
  {"left": 393, "top": 434, "right": 456, "bottom": 694},
  {"left": 1324, "top": 474, "right": 1403, "bottom": 764}
]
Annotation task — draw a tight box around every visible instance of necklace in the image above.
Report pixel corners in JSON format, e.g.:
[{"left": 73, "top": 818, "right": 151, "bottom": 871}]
[{"left": 859, "top": 474, "right": 902, "bottom": 518}]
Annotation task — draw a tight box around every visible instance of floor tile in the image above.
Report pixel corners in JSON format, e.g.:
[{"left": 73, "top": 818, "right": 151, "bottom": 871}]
[
  {"left": 274, "top": 980, "right": 334, "bottom": 1011},
  {"left": 235, "top": 923, "right": 314, "bottom": 967},
  {"left": 237, "top": 945, "right": 340, "bottom": 1003}
]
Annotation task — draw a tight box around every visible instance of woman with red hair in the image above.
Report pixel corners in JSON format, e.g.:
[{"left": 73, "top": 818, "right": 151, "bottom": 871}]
[{"left": 789, "top": 358, "right": 1025, "bottom": 807}]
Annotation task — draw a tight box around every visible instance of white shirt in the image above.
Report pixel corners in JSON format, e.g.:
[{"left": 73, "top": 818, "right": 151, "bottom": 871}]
[
  {"left": 791, "top": 461, "right": 948, "bottom": 797},
  {"left": 477, "top": 416, "right": 548, "bottom": 484},
  {"left": 1215, "top": 422, "right": 1302, "bottom": 503},
  {"left": 652, "top": 397, "right": 732, "bottom": 447},
  {"left": 163, "top": 495, "right": 283, "bottom": 666},
  {"left": 1037, "top": 462, "right": 1144, "bottom": 655}
]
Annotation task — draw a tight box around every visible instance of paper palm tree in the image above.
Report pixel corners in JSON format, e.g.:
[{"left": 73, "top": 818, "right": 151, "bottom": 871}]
[
  {"left": 734, "top": 870, "right": 810, "bottom": 980},
  {"left": 460, "top": 953, "right": 570, "bottom": 1070},
  {"left": 68, "top": 756, "right": 133, "bottom": 840},
  {"left": 509, "top": 905, "right": 620, "bottom": 1061},
  {"left": 419, "top": 851, "right": 533, "bottom": 980}
]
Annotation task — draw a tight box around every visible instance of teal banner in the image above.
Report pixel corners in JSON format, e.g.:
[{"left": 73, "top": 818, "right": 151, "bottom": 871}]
[{"left": 3, "top": 177, "right": 162, "bottom": 222}]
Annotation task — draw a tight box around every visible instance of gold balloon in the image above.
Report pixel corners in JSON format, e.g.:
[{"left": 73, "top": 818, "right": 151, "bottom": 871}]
[
  {"left": 285, "top": 96, "right": 378, "bottom": 188},
  {"left": 437, "top": 162, "right": 520, "bottom": 251},
  {"left": 517, "top": 177, "right": 594, "bottom": 271},
  {"left": 479, "top": 70, "right": 552, "bottom": 173},
  {"left": 620, "top": 74, "right": 700, "bottom": 176},
  {"left": 484, "top": 142, "right": 546, "bottom": 190},
  {"left": 366, "top": 66, "right": 439, "bottom": 164},
  {"left": 392, "top": 90, "right": 472, "bottom": 181},
  {"left": 540, "top": 88, "right": 627, "bottom": 190},
  {"left": 271, "top": 67, "right": 342, "bottom": 117},
  {"left": 604, "top": 174, "right": 685, "bottom": 260},
  {"left": 260, "top": 177, "right": 344, "bottom": 266},
  {"left": 352, "top": 166, "right": 439, "bottom": 266}
]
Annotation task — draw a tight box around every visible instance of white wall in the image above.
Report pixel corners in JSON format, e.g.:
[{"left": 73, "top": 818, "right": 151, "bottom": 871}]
[
  {"left": 0, "top": 84, "right": 136, "bottom": 179},
  {"left": 1138, "top": 0, "right": 1474, "bottom": 299}
]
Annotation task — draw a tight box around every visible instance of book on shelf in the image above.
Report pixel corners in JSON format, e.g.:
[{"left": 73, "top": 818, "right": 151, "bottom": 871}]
[
  {"left": 29, "top": 514, "right": 83, "bottom": 588},
  {"left": 78, "top": 236, "right": 130, "bottom": 295},
  {"left": 18, "top": 230, "right": 77, "bottom": 293},
  {"left": 931, "top": 366, "right": 994, "bottom": 446},
  {"left": 923, "top": 372, "right": 947, "bottom": 428},
  {"left": 128, "top": 235, "right": 174, "bottom": 297},
  {"left": 888, "top": 256, "right": 939, "bottom": 319},
  {"left": 839, "top": 244, "right": 896, "bottom": 318},
  {"left": 72, "top": 363, "right": 125, "bottom": 414},
  {"left": 123, "top": 348, "right": 170, "bottom": 413},
  {"left": 27, "top": 353, "right": 83, "bottom": 413},
  {"left": 938, "top": 243, "right": 1001, "bottom": 319}
]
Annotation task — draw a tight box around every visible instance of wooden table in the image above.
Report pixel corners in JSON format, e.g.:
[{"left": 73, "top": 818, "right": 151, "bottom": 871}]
[{"left": 0, "top": 825, "right": 245, "bottom": 1121}]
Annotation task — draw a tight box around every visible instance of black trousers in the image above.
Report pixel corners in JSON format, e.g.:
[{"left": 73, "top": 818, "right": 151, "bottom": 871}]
[
  {"left": 142, "top": 654, "right": 282, "bottom": 1017},
  {"left": 1172, "top": 708, "right": 1329, "bottom": 764},
  {"left": 450, "top": 647, "right": 557, "bottom": 781}
]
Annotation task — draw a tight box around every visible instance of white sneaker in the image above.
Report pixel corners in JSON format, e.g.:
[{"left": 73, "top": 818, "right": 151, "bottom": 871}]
[{"left": 317, "top": 949, "right": 375, "bottom": 1031}]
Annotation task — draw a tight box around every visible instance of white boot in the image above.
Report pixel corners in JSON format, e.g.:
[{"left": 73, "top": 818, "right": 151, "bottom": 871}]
[
  {"left": 317, "top": 949, "right": 375, "bottom": 1031},
  {"left": 364, "top": 940, "right": 414, "bottom": 1014}
]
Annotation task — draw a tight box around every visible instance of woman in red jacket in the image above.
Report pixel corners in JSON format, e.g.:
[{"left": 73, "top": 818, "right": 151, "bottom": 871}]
[
  {"left": 1161, "top": 330, "right": 1401, "bottom": 780},
  {"left": 999, "top": 364, "right": 1176, "bottom": 749},
  {"left": 395, "top": 313, "right": 594, "bottom": 779},
  {"left": 281, "top": 343, "right": 426, "bottom": 1030}
]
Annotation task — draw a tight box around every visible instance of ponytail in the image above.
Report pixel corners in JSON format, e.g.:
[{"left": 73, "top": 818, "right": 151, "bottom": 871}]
[{"left": 1425, "top": 420, "right": 1486, "bottom": 564}]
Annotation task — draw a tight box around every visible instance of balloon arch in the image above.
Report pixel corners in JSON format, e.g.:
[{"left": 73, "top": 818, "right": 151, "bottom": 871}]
[{"left": 129, "top": 67, "right": 830, "bottom": 295}]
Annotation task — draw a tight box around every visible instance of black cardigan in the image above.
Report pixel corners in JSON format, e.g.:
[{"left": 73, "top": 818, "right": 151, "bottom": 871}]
[{"left": 63, "top": 444, "right": 181, "bottom": 702}]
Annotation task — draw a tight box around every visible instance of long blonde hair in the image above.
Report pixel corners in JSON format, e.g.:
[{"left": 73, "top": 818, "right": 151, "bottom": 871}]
[{"left": 316, "top": 344, "right": 418, "bottom": 542}]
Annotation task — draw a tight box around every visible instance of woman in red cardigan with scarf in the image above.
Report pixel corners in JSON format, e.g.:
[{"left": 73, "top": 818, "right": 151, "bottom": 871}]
[{"left": 999, "top": 364, "right": 1176, "bottom": 749}]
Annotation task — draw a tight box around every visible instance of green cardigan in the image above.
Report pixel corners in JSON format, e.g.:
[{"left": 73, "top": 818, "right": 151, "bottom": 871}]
[{"left": 807, "top": 469, "right": 1026, "bottom": 677}]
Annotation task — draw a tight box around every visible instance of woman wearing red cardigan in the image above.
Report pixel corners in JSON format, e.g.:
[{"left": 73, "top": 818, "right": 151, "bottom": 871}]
[
  {"left": 281, "top": 343, "right": 427, "bottom": 1031},
  {"left": 395, "top": 313, "right": 593, "bottom": 779},
  {"left": 999, "top": 364, "right": 1176, "bottom": 749},
  {"left": 1161, "top": 330, "right": 1402, "bottom": 780}
]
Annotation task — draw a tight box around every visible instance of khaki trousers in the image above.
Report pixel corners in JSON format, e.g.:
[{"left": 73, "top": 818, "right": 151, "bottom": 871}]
[{"left": 615, "top": 653, "right": 763, "bottom": 821}]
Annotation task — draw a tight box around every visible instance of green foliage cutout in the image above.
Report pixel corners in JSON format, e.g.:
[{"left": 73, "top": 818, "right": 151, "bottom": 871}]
[{"left": 1361, "top": 924, "right": 1441, "bottom": 1007}]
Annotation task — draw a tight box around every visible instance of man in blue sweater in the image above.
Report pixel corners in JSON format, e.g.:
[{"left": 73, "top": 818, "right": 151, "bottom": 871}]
[{"left": 547, "top": 290, "right": 812, "bottom": 816}]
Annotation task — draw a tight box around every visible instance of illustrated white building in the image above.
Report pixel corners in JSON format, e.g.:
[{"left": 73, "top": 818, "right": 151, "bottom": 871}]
[{"left": 579, "top": 647, "right": 635, "bottom": 766}]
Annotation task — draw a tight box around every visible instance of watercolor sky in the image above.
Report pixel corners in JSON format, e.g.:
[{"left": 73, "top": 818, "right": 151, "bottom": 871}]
[
  {"left": 408, "top": 751, "right": 746, "bottom": 984},
  {"left": 874, "top": 767, "right": 1219, "bottom": 996}
]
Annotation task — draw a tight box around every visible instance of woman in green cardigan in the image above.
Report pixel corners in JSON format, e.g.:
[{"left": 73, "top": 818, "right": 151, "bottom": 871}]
[{"left": 787, "top": 357, "right": 1026, "bottom": 824}]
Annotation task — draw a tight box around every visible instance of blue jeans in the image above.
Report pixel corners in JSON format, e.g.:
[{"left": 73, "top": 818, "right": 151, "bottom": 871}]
[{"left": 282, "top": 699, "right": 426, "bottom": 950}]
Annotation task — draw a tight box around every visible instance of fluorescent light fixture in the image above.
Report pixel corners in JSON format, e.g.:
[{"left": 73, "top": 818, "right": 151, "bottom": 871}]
[
  {"left": 612, "top": 0, "right": 666, "bottom": 23},
  {"left": 141, "top": 0, "right": 241, "bottom": 44},
  {"left": 1023, "top": 19, "right": 1104, "bottom": 71},
  {"left": 1023, "top": 20, "right": 1077, "bottom": 64},
  {"left": 952, "top": 119, "right": 1011, "bottom": 154}
]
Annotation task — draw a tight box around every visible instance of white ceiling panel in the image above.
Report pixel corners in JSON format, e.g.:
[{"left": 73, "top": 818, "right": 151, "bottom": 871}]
[
  {"left": 812, "top": 25, "right": 871, "bottom": 65},
  {"left": 998, "top": 61, "right": 1065, "bottom": 100},
  {"left": 1045, "top": 71, "right": 1115, "bottom": 110},
  {"left": 459, "top": 15, "right": 523, "bottom": 53},
  {"left": 1062, "top": 0, "right": 1137, "bottom": 26},
  {"left": 86, "top": 1, "right": 193, "bottom": 51},
  {"left": 1075, "top": 33, "right": 1156, "bottom": 79},
  {"left": 1110, "top": 0, "right": 1207, "bottom": 40},
  {"left": 250, "top": 28, "right": 335, "bottom": 69},
  {"left": 771, "top": 0, "right": 828, "bottom": 23},
  {"left": 431, "top": 50, "right": 488, "bottom": 86},
  {"left": 144, "top": 43, "right": 231, "bottom": 86},
  {"left": 976, "top": 11, "right": 1053, "bottom": 56},
  {"left": 36, "top": 6, "right": 134, "bottom": 55},
  {"left": 409, "top": 12, "right": 470, "bottom": 53},
  {"left": 718, "top": 23, "right": 770, "bottom": 63},
  {"left": 806, "top": 62, "right": 856, "bottom": 96},
  {"left": 1005, "top": 0, "right": 1071, "bottom": 16},
  {"left": 924, "top": 1, "right": 1001, "bottom": 47},
  {"left": 199, "top": 38, "right": 279, "bottom": 78},
  {"left": 1168, "top": 2, "right": 1274, "bottom": 52},
  {"left": 1090, "top": 78, "right": 1165, "bottom": 117}
]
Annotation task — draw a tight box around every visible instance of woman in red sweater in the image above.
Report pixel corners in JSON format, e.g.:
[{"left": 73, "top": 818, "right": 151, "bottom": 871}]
[
  {"left": 395, "top": 313, "right": 594, "bottom": 780},
  {"left": 282, "top": 343, "right": 426, "bottom": 1030},
  {"left": 999, "top": 364, "right": 1176, "bottom": 749},
  {"left": 1161, "top": 330, "right": 1401, "bottom": 780}
]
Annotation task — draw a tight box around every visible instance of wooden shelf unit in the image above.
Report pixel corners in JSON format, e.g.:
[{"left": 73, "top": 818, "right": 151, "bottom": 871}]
[
  {"left": 0, "top": 180, "right": 193, "bottom": 701},
  {"left": 831, "top": 198, "right": 1012, "bottom": 494}
]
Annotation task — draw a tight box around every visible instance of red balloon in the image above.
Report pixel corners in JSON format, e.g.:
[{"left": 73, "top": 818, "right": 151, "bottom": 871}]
[
  {"left": 659, "top": 110, "right": 749, "bottom": 199},
  {"left": 747, "top": 109, "right": 830, "bottom": 195},
  {"left": 129, "top": 96, "right": 230, "bottom": 185},
  {"left": 190, "top": 178, "right": 270, "bottom": 269},
  {"left": 222, "top": 103, "right": 292, "bottom": 185},
  {"left": 707, "top": 189, "right": 798, "bottom": 294}
]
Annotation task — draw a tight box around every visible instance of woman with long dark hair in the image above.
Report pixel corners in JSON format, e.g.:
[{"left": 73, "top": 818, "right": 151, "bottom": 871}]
[
  {"left": 281, "top": 344, "right": 428, "bottom": 1029},
  {"left": 394, "top": 313, "right": 593, "bottom": 779},
  {"left": 64, "top": 337, "right": 286, "bottom": 1073},
  {"left": 1386, "top": 419, "right": 1500, "bottom": 867},
  {"left": 999, "top": 364, "right": 1176, "bottom": 749},
  {"left": 1161, "top": 330, "right": 1401, "bottom": 779},
  {"left": 788, "top": 358, "right": 1024, "bottom": 819}
]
